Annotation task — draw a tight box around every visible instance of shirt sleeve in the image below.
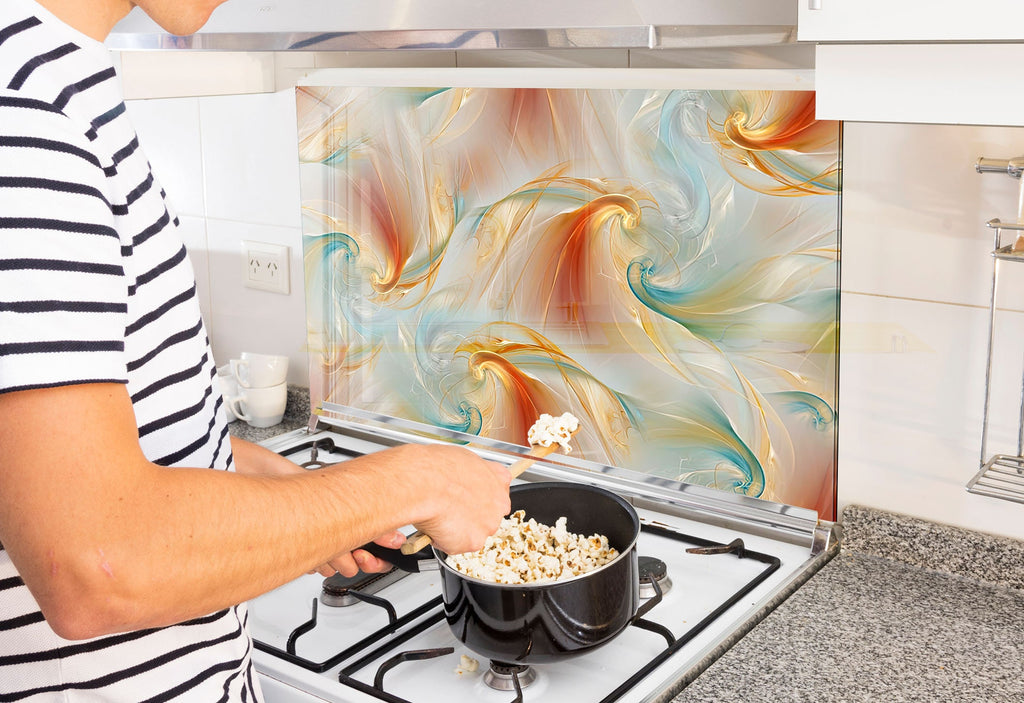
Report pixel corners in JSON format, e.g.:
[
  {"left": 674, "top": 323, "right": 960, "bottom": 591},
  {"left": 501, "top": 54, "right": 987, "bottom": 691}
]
[{"left": 0, "top": 93, "right": 129, "bottom": 394}]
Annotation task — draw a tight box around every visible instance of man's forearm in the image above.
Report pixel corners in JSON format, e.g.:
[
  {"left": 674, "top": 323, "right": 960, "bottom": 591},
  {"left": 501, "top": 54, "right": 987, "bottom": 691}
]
[
  {"left": 80, "top": 448, "right": 425, "bottom": 636},
  {"left": 0, "top": 385, "right": 429, "bottom": 638}
]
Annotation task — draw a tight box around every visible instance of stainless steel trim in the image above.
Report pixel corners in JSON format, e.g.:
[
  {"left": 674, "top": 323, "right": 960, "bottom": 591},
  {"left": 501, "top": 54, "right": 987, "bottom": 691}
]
[
  {"left": 106, "top": 25, "right": 798, "bottom": 52},
  {"left": 967, "top": 454, "right": 1024, "bottom": 505},
  {"left": 970, "top": 162, "right": 1024, "bottom": 505},
  {"left": 320, "top": 401, "right": 537, "bottom": 455},
  {"left": 108, "top": 27, "right": 649, "bottom": 51},
  {"left": 810, "top": 520, "right": 839, "bottom": 558},
  {"left": 976, "top": 157, "right": 1024, "bottom": 178},
  {"left": 978, "top": 223, "right": 1000, "bottom": 468},
  {"left": 975, "top": 162, "right": 1024, "bottom": 493},
  {"left": 316, "top": 402, "right": 827, "bottom": 550},
  {"left": 987, "top": 217, "right": 1024, "bottom": 233}
]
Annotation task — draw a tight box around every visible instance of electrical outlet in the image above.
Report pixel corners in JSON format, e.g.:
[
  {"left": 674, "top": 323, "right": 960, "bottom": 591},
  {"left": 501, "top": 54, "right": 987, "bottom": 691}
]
[{"left": 242, "top": 241, "right": 290, "bottom": 294}]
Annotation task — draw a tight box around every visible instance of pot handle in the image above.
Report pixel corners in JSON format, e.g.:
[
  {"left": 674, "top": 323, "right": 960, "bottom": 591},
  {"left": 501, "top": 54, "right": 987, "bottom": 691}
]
[{"left": 359, "top": 542, "right": 438, "bottom": 573}]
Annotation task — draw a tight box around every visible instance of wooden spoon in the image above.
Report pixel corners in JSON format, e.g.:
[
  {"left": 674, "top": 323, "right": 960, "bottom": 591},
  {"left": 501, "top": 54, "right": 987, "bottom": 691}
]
[{"left": 399, "top": 433, "right": 576, "bottom": 555}]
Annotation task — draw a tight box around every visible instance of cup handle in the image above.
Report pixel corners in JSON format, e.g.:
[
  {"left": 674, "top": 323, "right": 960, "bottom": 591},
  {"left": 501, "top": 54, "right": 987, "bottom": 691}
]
[
  {"left": 230, "top": 359, "right": 251, "bottom": 388},
  {"left": 225, "top": 395, "right": 251, "bottom": 422}
]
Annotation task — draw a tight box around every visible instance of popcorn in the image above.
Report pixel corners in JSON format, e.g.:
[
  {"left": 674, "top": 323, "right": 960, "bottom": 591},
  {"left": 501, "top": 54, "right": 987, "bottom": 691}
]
[
  {"left": 454, "top": 654, "right": 479, "bottom": 676},
  {"left": 445, "top": 510, "right": 618, "bottom": 584},
  {"left": 526, "top": 412, "right": 579, "bottom": 453}
]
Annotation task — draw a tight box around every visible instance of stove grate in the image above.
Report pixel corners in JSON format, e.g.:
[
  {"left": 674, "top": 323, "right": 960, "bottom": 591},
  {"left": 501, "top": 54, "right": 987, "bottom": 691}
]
[
  {"left": 253, "top": 596, "right": 443, "bottom": 675},
  {"left": 277, "top": 437, "right": 363, "bottom": 468},
  {"left": 595, "top": 526, "right": 781, "bottom": 703},
  {"left": 255, "top": 524, "right": 781, "bottom": 703},
  {"left": 373, "top": 648, "right": 455, "bottom": 692}
]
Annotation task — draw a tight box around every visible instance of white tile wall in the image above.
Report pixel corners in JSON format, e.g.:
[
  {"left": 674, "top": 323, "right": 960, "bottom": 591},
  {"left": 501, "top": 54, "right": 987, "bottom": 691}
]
[
  {"left": 838, "top": 292, "right": 1024, "bottom": 538},
  {"left": 123, "top": 59, "right": 1024, "bottom": 539},
  {"left": 841, "top": 122, "right": 1024, "bottom": 309},
  {"left": 198, "top": 91, "right": 302, "bottom": 228},
  {"left": 204, "top": 218, "right": 307, "bottom": 379},
  {"left": 841, "top": 121, "right": 1024, "bottom": 540}
]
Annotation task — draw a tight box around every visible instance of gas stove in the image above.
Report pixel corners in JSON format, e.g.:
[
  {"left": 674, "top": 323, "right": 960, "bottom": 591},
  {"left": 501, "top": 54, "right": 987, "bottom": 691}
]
[{"left": 249, "top": 416, "right": 837, "bottom": 703}]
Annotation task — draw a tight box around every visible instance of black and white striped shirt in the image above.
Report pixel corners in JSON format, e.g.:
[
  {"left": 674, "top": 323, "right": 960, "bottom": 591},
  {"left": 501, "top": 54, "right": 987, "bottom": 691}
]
[{"left": 0, "top": 0, "right": 260, "bottom": 699}]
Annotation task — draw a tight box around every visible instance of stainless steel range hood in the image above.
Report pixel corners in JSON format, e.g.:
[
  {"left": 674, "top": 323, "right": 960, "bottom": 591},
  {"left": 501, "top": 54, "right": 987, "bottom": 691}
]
[{"left": 107, "top": 0, "right": 796, "bottom": 52}]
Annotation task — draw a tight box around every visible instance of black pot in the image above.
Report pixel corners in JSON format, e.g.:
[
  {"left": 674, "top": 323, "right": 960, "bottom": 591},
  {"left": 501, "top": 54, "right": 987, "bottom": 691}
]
[{"left": 364, "top": 482, "right": 652, "bottom": 664}]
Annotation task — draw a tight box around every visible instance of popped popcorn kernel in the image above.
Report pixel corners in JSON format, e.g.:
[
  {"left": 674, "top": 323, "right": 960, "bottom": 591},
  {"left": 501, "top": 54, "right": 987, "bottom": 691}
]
[
  {"left": 526, "top": 412, "right": 579, "bottom": 453},
  {"left": 445, "top": 510, "right": 618, "bottom": 584}
]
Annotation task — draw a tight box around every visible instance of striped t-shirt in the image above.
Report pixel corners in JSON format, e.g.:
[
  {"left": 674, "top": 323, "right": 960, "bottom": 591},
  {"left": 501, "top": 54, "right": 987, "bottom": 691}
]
[{"left": 0, "top": 0, "right": 261, "bottom": 700}]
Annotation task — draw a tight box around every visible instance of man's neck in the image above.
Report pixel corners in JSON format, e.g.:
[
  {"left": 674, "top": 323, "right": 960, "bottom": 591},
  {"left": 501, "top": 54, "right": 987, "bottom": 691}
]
[{"left": 35, "top": 0, "right": 134, "bottom": 41}]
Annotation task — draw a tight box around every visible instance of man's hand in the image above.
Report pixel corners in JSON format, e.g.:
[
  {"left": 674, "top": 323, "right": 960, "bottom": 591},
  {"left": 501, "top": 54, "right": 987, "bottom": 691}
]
[
  {"left": 401, "top": 445, "right": 512, "bottom": 556},
  {"left": 315, "top": 529, "right": 406, "bottom": 577}
]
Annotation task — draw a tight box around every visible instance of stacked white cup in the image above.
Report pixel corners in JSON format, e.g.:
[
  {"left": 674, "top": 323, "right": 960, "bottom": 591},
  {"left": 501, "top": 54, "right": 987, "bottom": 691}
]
[{"left": 221, "top": 352, "right": 289, "bottom": 428}]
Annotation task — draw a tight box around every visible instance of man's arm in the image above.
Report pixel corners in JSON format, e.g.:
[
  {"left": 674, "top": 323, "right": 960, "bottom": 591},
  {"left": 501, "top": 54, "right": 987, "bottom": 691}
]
[
  {"left": 229, "top": 435, "right": 403, "bottom": 576},
  {"left": 0, "top": 383, "right": 510, "bottom": 640}
]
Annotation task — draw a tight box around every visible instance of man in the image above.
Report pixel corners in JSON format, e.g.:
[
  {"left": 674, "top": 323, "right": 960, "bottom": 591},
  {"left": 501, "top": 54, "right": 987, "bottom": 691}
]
[{"left": 0, "top": 0, "right": 512, "bottom": 699}]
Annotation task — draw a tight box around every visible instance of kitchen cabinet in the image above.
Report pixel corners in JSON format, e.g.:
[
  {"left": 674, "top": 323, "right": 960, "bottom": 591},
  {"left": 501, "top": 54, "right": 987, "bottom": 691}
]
[
  {"left": 800, "top": 2, "right": 1024, "bottom": 126},
  {"left": 797, "top": 0, "right": 1024, "bottom": 42},
  {"left": 812, "top": 43, "right": 1024, "bottom": 126}
]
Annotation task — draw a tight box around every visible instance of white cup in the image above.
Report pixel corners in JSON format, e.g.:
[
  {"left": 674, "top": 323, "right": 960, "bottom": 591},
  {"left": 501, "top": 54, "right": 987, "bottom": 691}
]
[
  {"left": 231, "top": 352, "right": 288, "bottom": 389},
  {"left": 216, "top": 364, "right": 239, "bottom": 421},
  {"left": 226, "top": 382, "right": 288, "bottom": 428}
]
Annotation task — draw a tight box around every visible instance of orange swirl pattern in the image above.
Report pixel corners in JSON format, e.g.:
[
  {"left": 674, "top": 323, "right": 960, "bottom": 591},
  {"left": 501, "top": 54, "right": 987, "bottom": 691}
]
[
  {"left": 297, "top": 84, "right": 840, "bottom": 519},
  {"left": 708, "top": 91, "right": 839, "bottom": 195}
]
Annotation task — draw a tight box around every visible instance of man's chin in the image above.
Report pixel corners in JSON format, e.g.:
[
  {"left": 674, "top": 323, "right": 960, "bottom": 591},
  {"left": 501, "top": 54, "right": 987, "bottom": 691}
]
[{"left": 137, "top": 2, "right": 221, "bottom": 37}]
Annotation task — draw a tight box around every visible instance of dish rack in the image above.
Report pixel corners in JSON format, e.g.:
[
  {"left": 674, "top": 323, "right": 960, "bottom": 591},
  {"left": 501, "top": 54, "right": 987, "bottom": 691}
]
[{"left": 968, "top": 156, "right": 1024, "bottom": 504}]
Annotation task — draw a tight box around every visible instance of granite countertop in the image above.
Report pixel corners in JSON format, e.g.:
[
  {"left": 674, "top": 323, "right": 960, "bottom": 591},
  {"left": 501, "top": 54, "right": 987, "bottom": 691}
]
[
  {"left": 672, "top": 505, "right": 1024, "bottom": 702},
  {"left": 227, "top": 385, "right": 311, "bottom": 443}
]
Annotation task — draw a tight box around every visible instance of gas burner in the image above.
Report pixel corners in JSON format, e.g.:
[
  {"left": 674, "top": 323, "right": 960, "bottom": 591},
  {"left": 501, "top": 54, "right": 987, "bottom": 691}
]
[
  {"left": 301, "top": 439, "right": 337, "bottom": 469},
  {"left": 638, "top": 555, "right": 673, "bottom": 599},
  {"left": 483, "top": 661, "right": 538, "bottom": 692},
  {"left": 320, "top": 568, "right": 407, "bottom": 607}
]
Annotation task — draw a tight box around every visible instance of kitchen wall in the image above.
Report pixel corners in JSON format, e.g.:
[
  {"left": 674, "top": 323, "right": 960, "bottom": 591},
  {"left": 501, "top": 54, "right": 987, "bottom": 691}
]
[
  {"left": 121, "top": 53, "right": 1024, "bottom": 541},
  {"left": 840, "top": 122, "right": 1024, "bottom": 541}
]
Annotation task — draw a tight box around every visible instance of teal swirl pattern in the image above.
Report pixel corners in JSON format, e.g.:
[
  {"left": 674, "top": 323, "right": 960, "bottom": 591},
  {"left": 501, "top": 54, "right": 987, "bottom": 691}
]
[{"left": 296, "top": 85, "right": 839, "bottom": 518}]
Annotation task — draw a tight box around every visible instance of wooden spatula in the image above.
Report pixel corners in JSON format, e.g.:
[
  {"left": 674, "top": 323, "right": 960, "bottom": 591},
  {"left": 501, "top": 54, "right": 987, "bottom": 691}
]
[{"left": 399, "top": 432, "right": 576, "bottom": 555}]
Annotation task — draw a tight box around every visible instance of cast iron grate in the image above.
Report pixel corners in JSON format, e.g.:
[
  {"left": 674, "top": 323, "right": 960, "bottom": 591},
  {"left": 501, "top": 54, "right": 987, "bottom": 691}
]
[{"left": 254, "top": 524, "right": 781, "bottom": 703}]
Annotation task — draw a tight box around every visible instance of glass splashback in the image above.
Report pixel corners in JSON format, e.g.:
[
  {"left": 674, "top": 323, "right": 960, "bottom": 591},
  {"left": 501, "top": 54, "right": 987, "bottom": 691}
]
[{"left": 296, "top": 72, "right": 840, "bottom": 519}]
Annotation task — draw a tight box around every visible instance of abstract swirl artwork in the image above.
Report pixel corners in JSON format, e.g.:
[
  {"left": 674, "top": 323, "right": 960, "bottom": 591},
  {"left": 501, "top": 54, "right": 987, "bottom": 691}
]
[{"left": 296, "top": 81, "right": 840, "bottom": 518}]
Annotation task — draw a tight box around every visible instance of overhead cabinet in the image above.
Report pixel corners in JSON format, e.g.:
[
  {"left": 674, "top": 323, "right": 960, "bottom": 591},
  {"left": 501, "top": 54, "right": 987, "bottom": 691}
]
[
  {"left": 800, "top": 1, "right": 1024, "bottom": 126},
  {"left": 798, "top": 0, "right": 1024, "bottom": 42}
]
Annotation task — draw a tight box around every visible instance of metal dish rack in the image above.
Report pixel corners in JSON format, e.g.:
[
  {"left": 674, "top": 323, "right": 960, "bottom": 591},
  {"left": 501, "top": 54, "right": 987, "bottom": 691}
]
[{"left": 968, "top": 156, "right": 1024, "bottom": 504}]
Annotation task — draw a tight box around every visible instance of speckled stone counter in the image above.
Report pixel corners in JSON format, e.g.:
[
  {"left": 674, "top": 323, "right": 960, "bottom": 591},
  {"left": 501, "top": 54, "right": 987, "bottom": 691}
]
[
  {"left": 671, "top": 506, "right": 1024, "bottom": 702},
  {"left": 227, "top": 385, "right": 310, "bottom": 443}
]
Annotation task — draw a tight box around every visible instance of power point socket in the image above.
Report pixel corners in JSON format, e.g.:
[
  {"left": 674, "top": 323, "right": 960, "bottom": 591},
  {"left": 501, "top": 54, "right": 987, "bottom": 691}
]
[{"left": 242, "top": 241, "right": 290, "bottom": 294}]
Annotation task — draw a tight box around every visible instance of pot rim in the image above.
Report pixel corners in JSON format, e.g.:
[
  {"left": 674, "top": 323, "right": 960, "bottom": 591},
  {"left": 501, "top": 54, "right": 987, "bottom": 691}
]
[{"left": 433, "top": 481, "right": 640, "bottom": 589}]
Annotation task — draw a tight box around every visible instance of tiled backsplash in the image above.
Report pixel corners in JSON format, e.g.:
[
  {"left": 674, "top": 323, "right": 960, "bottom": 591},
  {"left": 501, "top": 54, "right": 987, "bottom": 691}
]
[{"left": 125, "top": 78, "right": 1024, "bottom": 541}]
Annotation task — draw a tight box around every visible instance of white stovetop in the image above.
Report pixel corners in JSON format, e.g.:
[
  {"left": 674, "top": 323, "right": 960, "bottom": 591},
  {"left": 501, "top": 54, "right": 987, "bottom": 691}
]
[{"left": 248, "top": 426, "right": 825, "bottom": 703}]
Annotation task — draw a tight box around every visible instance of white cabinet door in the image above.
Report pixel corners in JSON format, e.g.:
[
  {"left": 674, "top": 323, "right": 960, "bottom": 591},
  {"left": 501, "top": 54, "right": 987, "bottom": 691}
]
[
  {"left": 813, "top": 43, "right": 1024, "bottom": 126},
  {"left": 798, "top": 0, "right": 1024, "bottom": 42}
]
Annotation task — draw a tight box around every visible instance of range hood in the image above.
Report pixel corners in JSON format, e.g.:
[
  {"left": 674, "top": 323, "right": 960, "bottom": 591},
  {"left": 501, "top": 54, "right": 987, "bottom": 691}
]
[{"left": 107, "top": 0, "right": 796, "bottom": 52}]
